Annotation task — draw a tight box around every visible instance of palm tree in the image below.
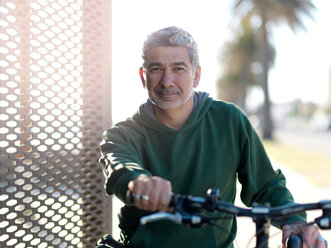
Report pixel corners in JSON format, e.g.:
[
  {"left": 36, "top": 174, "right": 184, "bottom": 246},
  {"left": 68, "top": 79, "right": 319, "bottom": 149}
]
[
  {"left": 217, "top": 20, "right": 275, "bottom": 112},
  {"left": 232, "top": 0, "right": 315, "bottom": 139}
]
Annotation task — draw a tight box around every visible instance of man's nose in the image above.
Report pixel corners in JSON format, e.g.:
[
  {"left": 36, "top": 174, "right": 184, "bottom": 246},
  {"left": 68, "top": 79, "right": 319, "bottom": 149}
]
[{"left": 160, "top": 70, "right": 174, "bottom": 88}]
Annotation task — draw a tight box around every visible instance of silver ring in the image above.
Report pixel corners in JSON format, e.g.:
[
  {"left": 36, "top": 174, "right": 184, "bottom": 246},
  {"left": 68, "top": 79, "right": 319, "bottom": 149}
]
[
  {"left": 141, "top": 195, "right": 149, "bottom": 201},
  {"left": 134, "top": 194, "right": 141, "bottom": 199}
]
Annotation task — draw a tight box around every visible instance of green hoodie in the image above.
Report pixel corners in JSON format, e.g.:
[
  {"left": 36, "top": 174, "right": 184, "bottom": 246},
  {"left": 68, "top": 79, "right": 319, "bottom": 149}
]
[{"left": 99, "top": 96, "right": 305, "bottom": 248}]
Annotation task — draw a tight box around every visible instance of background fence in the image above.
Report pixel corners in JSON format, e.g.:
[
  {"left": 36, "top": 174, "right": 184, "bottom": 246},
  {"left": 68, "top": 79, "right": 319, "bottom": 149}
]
[{"left": 0, "top": 0, "right": 112, "bottom": 247}]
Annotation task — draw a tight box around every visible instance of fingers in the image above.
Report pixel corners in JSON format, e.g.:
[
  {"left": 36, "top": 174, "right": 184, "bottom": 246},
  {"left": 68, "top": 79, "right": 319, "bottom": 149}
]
[
  {"left": 134, "top": 176, "right": 152, "bottom": 210},
  {"left": 302, "top": 225, "right": 326, "bottom": 248},
  {"left": 316, "top": 237, "right": 327, "bottom": 248},
  {"left": 282, "top": 223, "right": 303, "bottom": 247},
  {"left": 282, "top": 222, "right": 326, "bottom": 248},
  {"left": 301, "top": 224, "right": 316, "bottom": 248},
  {"left": 128, "top": 175, "right": 172, "bottom": 212}
]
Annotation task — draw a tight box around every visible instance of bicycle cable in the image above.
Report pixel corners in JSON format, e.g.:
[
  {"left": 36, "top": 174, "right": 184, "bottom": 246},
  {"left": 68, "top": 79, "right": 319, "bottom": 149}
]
[{"left": 209, "top": 221, "right": 239, "bottom": 248}]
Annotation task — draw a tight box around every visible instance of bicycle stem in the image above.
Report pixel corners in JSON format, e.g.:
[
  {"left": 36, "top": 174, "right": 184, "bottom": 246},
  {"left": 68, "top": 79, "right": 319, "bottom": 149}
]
[{"left": 254, "top": 218, "right": 271, "bottom": 248}]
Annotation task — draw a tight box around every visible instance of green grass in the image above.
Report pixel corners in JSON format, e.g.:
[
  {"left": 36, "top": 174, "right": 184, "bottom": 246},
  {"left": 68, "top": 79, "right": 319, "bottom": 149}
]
[{"left": 263, "top": 140, "right": 331, "bottom": 187}]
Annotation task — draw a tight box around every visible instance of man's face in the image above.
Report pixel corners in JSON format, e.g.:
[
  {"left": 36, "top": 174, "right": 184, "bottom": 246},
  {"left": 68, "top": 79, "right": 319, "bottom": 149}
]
[{"left": 142, "top": 46, "right": 200, "bottom": 110}]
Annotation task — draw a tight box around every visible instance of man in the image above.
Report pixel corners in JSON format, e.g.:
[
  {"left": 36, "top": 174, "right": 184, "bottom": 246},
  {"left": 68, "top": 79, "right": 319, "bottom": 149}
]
[{"left": 99, "top": 26, "right": 324, "bottom": 247}]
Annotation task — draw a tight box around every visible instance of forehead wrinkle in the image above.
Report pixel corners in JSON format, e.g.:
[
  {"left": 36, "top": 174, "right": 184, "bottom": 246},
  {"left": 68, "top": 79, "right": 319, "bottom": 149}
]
[
  {"left": 147, "top": 61, "right": 188, "bottom": 69},
  {"left": 171, "top": 62, "right": 188, "bottom": 67}
]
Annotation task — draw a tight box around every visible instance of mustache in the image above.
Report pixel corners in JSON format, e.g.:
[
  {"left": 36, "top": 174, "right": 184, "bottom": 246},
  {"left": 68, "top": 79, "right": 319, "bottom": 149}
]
[{"left": 153, "top": 88, "right": 181, "bottom": 94}]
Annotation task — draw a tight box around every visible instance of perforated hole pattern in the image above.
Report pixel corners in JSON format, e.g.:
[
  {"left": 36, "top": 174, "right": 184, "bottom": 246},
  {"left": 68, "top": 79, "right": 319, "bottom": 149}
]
[{"left": 0, "top": 1, "right": 112, "bottom": 247}]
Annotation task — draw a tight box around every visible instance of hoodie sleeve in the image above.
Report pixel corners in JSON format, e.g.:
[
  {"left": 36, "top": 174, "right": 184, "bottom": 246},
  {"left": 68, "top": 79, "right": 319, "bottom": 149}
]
[
  {"left": 99, "top": 123, "right": 152, "bottom": 204},
  {"left": 236, "top": 112, "right": 306, "bottom": 227}
]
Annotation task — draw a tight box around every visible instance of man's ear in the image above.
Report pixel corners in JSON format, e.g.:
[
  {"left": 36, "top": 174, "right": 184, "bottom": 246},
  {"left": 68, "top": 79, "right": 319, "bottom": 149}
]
[
  {"left": 139, "top": 67, "right": 146, "bottom": 88},
  {"left": 193, "top": 66, "right": 201, "bottom": 88}
]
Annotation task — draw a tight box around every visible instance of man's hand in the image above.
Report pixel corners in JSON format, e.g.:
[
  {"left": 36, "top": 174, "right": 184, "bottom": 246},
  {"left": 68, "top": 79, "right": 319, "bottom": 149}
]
[
  {"left": 282, "top": 221, "right": 326, "bottom": 248},
  {"left": 128, "top": 175, "right": 172, "bottom": 212}
]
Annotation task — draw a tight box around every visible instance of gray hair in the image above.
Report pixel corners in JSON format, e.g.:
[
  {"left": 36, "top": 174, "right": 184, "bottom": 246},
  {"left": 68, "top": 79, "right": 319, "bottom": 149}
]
[{"left": 142, "top": 26, "right": 199, "bottom": 69}]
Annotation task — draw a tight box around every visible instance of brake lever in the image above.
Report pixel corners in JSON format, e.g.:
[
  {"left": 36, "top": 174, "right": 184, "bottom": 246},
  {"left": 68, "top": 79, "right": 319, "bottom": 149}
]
[
  {"left": 140, "top": 212, "right": 182, "bottom": 225},
  {"left": 140, "top": 211, "right": 207, "bottom": 226}
]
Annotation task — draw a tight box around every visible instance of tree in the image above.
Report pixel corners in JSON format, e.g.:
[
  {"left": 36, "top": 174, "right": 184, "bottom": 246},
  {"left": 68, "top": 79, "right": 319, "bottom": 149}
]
[
  {"left": 232, "top": 0, "right": 315, "bottom": 139},
  {"left": 217, "top": 20, "right": 275, "bottom": 113}
]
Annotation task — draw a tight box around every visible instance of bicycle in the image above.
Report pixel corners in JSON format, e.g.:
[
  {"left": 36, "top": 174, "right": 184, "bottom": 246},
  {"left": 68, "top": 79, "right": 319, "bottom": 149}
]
[{"left": 97, "top": 188, "right": 330, "bottom": 248}]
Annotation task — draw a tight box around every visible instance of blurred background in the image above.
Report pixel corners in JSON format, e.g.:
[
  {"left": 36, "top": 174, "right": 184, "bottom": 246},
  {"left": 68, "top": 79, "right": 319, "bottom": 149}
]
[
  {"left": 112, "top": 0, "right": 331, "bottom": 245},
  {"left": 1, "top": 0, "right": 330, "bottom": 247},
  {"left": 112, "top": 0, "right": 331, "bottom": 194}
]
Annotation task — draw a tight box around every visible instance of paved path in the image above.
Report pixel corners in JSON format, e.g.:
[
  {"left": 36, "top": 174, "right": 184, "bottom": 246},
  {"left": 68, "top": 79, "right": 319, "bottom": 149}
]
[
  {"left": 111, "top": 162, "right": 331, "bottom": 247},
  {"left": 236, "top": 161, "right": 331, "bottom": 247}
]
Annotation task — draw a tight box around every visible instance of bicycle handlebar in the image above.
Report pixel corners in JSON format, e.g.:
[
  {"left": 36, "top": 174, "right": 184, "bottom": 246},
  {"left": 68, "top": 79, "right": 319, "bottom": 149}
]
[
  {"left": 138, "top": 192, "right": 331, "bottom": 228},
  {"left": 127, "top": 188, "right": 330, "bottom": 247}
]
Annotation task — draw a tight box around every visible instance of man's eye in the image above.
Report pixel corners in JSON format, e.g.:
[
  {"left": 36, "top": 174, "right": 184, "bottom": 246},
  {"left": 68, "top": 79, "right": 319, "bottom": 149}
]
[
  {"left": 149, "top": 68, "right": 162, "bottom": 73},
  {"left": 174, "top": 67, "right": 184, "bottom": 72}
]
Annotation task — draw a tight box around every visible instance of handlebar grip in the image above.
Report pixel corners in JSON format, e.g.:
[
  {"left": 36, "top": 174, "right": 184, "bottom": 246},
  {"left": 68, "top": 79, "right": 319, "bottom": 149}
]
[
  {"left": 287, "top": 235, "right": 302, "bottom": 248},
  {"left": 287, "top": 235, "right": 328, "bottom": 248}
]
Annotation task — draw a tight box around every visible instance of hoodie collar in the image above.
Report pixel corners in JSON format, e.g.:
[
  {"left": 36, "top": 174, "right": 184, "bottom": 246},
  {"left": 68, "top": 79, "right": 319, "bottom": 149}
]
[
  {"left": 135, "top": 92, "right": 212, "bottom": 133},
  {"left": 142, "top": 91, "right": 209, "bottom": 120}
]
